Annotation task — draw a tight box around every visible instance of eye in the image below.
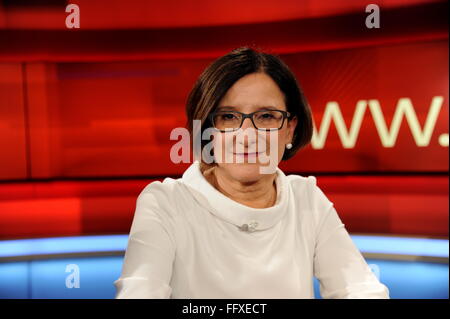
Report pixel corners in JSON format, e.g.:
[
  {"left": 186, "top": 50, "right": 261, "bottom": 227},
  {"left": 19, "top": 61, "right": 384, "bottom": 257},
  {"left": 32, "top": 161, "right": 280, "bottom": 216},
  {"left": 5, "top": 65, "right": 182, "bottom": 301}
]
[
  {"left": 256, "top": 111, "right": 277, "bottom": 120},
  {"left": 260, "top": 112, "right": 275, "bottom": 119},
  {"left": 220, "top": 113, "right": 238, "bottom": 120}
]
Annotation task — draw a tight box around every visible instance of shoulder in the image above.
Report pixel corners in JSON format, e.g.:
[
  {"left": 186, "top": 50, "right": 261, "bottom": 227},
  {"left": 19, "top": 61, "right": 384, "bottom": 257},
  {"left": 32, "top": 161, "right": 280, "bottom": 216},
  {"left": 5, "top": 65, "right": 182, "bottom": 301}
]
[
  {"left": 136, "top": 177, "right": 186, "bottom": 219},
  {"left": 286, "top": 173, "right": 316, "bottom": 188},
  {"left": 285, "top": 173, "right": 334, "bottom": 212},
  {"left": 285, "top": 174, "right": 338, "bottom": 241},
  {"left": 139, "top": 177, "right": 180, "bottom": 199},
  {"left": 285, "top": 173, "right": 318, "bottom": 200}
]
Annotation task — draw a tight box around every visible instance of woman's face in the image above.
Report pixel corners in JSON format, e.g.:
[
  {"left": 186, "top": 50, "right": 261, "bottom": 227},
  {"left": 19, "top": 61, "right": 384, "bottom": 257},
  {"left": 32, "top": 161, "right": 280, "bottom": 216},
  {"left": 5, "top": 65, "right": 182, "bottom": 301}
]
[{"left": 211, "top": 72, "right": 297, "bottom": 183}]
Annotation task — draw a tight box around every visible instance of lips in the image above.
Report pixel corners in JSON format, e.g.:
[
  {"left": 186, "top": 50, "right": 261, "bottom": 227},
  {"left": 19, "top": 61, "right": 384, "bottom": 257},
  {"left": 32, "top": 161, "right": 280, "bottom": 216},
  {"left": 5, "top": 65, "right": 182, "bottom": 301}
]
[{"left": 233, "top": 152, "right": 261, "bottom": 156}]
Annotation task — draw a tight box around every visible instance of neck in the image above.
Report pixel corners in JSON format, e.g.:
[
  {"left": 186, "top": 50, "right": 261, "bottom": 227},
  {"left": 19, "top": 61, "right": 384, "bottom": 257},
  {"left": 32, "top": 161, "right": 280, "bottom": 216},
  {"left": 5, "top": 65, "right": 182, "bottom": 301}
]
[{"left": 206, "top": 166, "right": 277, "bottom": 209}]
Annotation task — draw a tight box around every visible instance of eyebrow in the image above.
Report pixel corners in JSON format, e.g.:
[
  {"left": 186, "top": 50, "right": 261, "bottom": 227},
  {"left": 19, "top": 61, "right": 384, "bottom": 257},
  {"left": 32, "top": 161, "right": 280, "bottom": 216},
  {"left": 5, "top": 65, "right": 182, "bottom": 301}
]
[{"left": 216, "top": 105, "right": 280, "bottom": 111}]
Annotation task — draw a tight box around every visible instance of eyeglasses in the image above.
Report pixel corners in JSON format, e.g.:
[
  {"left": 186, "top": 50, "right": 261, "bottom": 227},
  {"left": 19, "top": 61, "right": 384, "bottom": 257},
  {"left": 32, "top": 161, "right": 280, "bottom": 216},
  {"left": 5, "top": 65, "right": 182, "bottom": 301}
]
[{"left": 208, "top": 109, "right": 291, "bottom": 132}]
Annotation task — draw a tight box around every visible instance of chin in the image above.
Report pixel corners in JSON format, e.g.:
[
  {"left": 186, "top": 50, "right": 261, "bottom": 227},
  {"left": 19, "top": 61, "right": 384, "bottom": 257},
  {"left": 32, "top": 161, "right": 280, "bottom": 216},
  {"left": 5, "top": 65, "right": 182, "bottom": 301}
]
[{"left": 220, "top": 162, "right": 263, "bottom": 183}]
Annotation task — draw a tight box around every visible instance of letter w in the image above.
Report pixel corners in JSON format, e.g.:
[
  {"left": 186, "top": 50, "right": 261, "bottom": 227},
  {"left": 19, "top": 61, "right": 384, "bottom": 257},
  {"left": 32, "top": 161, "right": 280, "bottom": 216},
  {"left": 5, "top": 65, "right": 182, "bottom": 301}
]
[
  {"left": 311, "top": 100, "right": 367, "bottom": 149},
  {"left": 310, "top": 96, "right": 444, "bottom": 149},
  {"left": 368, "top": 96, "right": 443, "bottom": 147}
]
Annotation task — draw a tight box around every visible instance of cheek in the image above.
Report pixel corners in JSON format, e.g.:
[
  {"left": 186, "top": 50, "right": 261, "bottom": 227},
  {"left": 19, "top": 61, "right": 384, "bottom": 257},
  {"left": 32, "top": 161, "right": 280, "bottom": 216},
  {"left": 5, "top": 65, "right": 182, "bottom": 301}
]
[
  {"left": 275, "top": 129, "right": 287, "bottom": 159},
  {"left": 211, "top": 132, "right": 233, "bottom": 161},
  {"left": 262, "top": 131, "right": 283, "bottom": 158}
]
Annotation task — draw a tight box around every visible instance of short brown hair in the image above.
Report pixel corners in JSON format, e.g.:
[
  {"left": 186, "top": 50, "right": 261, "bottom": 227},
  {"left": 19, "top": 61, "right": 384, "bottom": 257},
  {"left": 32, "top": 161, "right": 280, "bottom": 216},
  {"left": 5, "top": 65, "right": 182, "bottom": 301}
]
[{"left": 185, "top": 46, "right": 313, "bottom": 171}]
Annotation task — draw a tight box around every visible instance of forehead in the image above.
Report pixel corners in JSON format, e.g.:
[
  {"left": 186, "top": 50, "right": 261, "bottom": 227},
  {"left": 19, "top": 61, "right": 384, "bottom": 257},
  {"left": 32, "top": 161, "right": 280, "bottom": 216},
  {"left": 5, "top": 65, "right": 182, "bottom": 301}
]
[{"left": 218, "top": 73, "right": 286, "bottom": 112}]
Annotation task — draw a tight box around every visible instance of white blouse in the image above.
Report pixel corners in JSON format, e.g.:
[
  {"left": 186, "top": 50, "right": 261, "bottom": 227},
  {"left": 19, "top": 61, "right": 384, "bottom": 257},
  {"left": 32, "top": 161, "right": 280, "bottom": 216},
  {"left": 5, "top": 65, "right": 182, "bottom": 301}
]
[{"left": 114, "top": 161, "right": 389, "bottom": 299}]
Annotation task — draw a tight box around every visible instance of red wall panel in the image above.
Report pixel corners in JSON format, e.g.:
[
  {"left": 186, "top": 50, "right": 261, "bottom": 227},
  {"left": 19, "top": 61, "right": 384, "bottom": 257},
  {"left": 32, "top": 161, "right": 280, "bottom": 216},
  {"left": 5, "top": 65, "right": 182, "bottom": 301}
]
[
  {"left": 0, "top": 1, "right": 447, "bottom": 62},
  {"left": 0, "top": 176, "right": 447, "bottom": 240},
  {"left": 0, "top": 63, "right": 27, "bottom": 180},
  {"left": 0, "top": 0, "right": 440, "bottom": 30},
  {"left": 1, "top": 40, "right": 446, "bottom": 180}
]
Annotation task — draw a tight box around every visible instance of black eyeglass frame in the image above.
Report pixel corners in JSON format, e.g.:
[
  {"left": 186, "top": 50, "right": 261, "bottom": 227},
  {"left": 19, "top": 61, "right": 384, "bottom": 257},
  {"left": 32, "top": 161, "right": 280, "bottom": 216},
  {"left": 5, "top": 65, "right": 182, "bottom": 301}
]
[{"left": 208, "top": 109, "right": 291, "bottom": 132}]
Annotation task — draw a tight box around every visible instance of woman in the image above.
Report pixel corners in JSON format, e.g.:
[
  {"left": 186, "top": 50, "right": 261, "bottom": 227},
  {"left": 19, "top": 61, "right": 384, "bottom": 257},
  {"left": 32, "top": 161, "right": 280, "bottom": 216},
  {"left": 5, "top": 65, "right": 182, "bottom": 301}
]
[{"left": 114, "top": 47, "right": 389, "bottom": 299}]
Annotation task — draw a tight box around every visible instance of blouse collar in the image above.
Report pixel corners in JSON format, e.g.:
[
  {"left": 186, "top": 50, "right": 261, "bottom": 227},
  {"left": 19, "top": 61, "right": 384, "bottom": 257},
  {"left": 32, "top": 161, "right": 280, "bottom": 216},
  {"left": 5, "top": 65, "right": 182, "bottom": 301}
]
[{"left": 181, "top": 161, "right": 289, "bottom": 232}]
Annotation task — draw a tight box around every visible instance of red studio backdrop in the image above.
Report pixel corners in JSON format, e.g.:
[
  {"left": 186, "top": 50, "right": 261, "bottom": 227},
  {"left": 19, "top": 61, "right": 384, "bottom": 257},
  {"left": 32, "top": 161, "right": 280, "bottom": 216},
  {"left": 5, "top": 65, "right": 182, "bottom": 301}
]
[{"left": 0, "top": 0, "right": 448, "bottom": 240}]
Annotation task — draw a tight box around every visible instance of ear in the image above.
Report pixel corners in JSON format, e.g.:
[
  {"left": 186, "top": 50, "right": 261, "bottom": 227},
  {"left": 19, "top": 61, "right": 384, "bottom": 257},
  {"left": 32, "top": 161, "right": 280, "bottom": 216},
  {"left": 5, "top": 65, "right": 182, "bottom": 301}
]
[{"left": 286, "top": 116, "right": 298, "bottom": 142}]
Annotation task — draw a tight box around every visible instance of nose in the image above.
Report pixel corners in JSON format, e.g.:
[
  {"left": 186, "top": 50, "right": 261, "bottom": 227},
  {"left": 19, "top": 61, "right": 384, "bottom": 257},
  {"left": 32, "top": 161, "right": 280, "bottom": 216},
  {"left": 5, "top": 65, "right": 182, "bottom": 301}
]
[
  {"left": 235, "top": 117, "right": 258, "bottom": 150},
  {"left": 240, "top": 117, "right": 255, "bottom": 130}
]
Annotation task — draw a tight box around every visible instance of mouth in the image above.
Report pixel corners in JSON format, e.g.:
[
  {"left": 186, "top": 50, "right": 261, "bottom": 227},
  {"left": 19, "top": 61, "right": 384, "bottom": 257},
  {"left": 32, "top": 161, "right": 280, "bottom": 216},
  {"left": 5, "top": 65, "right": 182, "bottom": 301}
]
[{"left": 233, "top": 151, "right": 262, "bottom": 156}]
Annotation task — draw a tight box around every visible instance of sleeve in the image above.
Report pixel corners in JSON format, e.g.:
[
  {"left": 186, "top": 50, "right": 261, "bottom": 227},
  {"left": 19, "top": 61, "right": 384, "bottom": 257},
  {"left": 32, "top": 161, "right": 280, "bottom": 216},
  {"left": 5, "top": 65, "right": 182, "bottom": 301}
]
[
  {"left": 114, "top": 184, "right": 176, "bottom": 299},
  {"left": 310, "top": 176, "right": 390, "bottom": 299}
]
